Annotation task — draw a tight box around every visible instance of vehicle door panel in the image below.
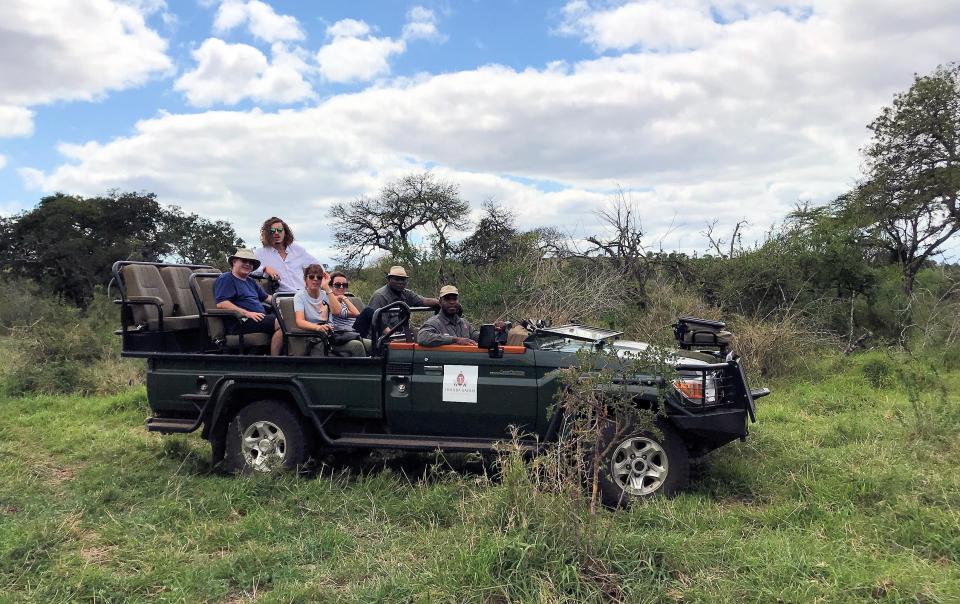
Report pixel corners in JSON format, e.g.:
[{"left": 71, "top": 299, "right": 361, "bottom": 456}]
[{"left": 397, "top": 346, "right": 539, "bottom": 438}]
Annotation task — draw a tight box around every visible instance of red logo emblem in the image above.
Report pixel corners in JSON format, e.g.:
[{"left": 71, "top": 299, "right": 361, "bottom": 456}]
[{"left": 456, "top": 372, "right": 466, "bottom": 386}]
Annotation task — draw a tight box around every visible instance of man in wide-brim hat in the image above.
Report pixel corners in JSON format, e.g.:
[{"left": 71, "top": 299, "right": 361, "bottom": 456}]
[
  {"left": 214, "top": 248, "right": 283, "bottom": 355},
  {"left": 366, "top": 266, "right": 439, "bottom": 331}
]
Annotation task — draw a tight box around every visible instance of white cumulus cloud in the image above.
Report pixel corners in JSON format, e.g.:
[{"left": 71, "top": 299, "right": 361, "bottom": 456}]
[
  {"left": 0, "top": 106, "right": 34, "bottom": 138},
  {"left": 214, "top": 0, "right": 303, "bottom": 43},
  {"left": 175, "top": 38, "right": 313, "bottom": 106},
  {"left": 558, "top": 0, "right": 721, "bottom": 51},
  {"left": 21, "top": 0, "right": 960, "bottom": 258},
  {"left": 0, "top": 0, "right": 171, "bottom": 108},
  {"left": 402, "top": 6, "right": 445, "bottom": 42},
  {"left": 316, "top": 19, "right": 406, "bottom": 83}
]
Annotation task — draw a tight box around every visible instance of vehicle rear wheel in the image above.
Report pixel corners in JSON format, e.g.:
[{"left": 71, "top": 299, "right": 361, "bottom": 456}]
[
  {"left": 596, "top": 417, "right": 688, "bottom": 507},
  {"left": 224, "top": 400, "right": 309, "bottom": 474}
]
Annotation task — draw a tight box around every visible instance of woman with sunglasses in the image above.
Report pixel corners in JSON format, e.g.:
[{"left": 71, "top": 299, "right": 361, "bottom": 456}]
[
  {"left": 293, "top": 264, "right": 364, "bottom": 357},
  {"left": 327, "top": 272, "right": 361, "bottom": 329}
]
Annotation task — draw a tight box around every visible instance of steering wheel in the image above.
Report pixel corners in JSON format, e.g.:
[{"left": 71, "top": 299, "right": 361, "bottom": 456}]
[{"left": 372, "top": 301, "right": 413, "bottom": 351}]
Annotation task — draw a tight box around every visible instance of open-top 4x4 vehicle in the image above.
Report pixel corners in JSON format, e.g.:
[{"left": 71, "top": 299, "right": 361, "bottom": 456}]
[{"left": 113, "top": 260, "right": 769, "bottom": 506}]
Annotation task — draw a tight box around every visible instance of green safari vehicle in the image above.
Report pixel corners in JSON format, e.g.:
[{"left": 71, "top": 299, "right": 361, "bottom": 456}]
[{"left": 113, "top": 261, "right": 769, "bottom": 506}]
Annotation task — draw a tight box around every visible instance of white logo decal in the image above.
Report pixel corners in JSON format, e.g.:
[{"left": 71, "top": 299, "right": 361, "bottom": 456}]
[{"left": 442, "top": 365, "right": 478, "bottom": 403}]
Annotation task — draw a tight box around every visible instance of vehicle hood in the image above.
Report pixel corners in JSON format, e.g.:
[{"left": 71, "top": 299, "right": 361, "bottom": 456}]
[{"left": 609, "top": 340, "right": 719, "bottom": 366}]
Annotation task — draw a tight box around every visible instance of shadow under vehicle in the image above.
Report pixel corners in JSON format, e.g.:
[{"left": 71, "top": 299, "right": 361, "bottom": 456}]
[{"left": 113, "top": 260, "right": 769, "bottom": 506}]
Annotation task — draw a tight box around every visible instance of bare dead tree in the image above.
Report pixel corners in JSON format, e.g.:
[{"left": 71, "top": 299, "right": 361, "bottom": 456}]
[
  {"left": 584, "top": 190, "right": 651, "bottom": 285},
  {"left": 702, "top": 219, "right": 748, "bottom": 259}
]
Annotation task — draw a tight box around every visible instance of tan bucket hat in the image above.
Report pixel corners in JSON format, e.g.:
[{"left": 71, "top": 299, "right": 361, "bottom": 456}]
[
  {"left": 387, "top": 265, "right": 409, "bottom": 278},
  {"left": 227, "top": 248, "right": 261, "bottom": 270},
  {"left": 439, "top": 285, "right": 459, "bottom": 298}
]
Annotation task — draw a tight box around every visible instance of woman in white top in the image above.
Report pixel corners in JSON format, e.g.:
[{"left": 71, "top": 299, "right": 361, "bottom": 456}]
[{"left": 293, "top": 264, "right": 364, "bottom": 356}]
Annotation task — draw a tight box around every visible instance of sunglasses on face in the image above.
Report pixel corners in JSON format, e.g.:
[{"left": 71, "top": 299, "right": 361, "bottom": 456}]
[
  {"left": 270, "top": 227, "right": 284, "bottom": 234},
  {"left": 332, "top": 282, "right": 349, "bottom": 289},
  {"left": 238, "top": 259, "right": 255, "bottom": 266},
  {"left": 305, "top": 274, "right": 323, "bottom": 281},
  {"left": 389, "top": 276, "right": 408, "bottom": 282}
]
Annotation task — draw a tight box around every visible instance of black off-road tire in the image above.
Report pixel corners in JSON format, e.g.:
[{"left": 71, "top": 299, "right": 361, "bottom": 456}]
[
  {"left": 595, "top": 417, "right": 689, "bottom": 507},
  {"left": 224, "top": 400, "right": 310, "bottom": 474}
]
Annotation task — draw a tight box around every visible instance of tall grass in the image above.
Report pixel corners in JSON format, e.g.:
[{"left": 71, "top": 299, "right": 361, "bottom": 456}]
[
  {"left": 0, "top": 281, "right": 143, "bottom": 396},
  {"left": 0, "top": 348, "right": 958, "bottom": 602}
]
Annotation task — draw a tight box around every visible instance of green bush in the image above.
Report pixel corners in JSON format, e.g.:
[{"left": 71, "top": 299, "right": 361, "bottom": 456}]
[
  {"left": 0, "top": 283, "right": 142, "bottom": 396},
  {"left": 860, "top": 354, "right": 895, "bottom": 389}
]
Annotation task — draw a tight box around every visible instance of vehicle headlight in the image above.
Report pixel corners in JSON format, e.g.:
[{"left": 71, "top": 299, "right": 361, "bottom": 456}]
[{"left": 673, "top": 373, "right": 718, "bottom": 405}]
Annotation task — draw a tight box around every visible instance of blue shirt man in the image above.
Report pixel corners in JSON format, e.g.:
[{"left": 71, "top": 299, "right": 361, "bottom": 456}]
[{"left": 214, "top": 248, "right": 282, "bottom": 355}]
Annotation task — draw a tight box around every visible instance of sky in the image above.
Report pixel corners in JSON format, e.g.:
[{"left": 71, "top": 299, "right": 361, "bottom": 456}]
[{"left": 1, "top": 0, "right": 958, "bottom": 266}]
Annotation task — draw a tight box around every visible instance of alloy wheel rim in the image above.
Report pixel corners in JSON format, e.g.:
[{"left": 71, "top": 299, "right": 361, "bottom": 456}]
[
  {"left": 240, "top": 420, "right": 287, "bottom": 472},
  {"left": 610, "top": 436, "right": 669, "bottom": 496}
]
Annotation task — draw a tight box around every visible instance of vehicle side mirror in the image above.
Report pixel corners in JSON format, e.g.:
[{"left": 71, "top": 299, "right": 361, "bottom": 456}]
[{"left": 477, "top": 324, "right": 503, "bottom": 358}]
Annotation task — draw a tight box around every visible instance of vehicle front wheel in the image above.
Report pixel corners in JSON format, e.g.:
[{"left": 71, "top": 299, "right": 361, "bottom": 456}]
[
  {"left": 596, "top": 417, "right": 688, "bottom": 507},
  {"left": 224, "top": 400, "right": 310, "bottom": 474}
]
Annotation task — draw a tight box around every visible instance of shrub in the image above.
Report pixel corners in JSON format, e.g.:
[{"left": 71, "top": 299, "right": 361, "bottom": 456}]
[
  {"left": 1, "top": 286, "right": 143, "bottom": 396},
  {"left": 860, "top": 354, "right": 895, "bottom": 389},
  {"left": 730, "top": 311, "right": 834, "bottom": 379}
]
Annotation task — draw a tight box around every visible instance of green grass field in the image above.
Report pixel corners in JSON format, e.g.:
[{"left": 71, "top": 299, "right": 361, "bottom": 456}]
[{"left": 1, "top": 351, "right": 958, "bottom": 603}]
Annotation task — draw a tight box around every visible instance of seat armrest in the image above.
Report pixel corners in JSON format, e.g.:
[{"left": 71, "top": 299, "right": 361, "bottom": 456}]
[
  {"left": 286, "top": 330, "right": 319, "bottom": 337},
  {"left": 117, "top": 296, "right": 165, "bottom": 330},
  {"left": 206, "top": 308, "right": 244, "bottom": 318},
  {"left": 126, "top": 295, "right": 165, "bottom": 305}
]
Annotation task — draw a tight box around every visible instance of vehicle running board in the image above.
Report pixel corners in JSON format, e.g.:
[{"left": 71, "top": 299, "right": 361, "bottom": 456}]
[
  {"left": 146, "top": 417, "right": 200, "bottom": 434},
  {"left": 331, "top": 432, "right": 540, "bottom": 453}
]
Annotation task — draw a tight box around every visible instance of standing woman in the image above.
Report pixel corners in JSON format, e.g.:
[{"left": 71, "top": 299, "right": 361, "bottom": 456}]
[{"left": 293, "top": 264, "right": 364, "bottom": 357}]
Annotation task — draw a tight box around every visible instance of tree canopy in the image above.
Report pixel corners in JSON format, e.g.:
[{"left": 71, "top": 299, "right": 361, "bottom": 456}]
[
  {"left": 330, "top": 172, "right": 470, "bottom": 267},
  {"left": 855, "top": 62, "right": 960, "bottom": 294},
  {"left": 0, "top": 192, "right": 243, "bottom": 306}
]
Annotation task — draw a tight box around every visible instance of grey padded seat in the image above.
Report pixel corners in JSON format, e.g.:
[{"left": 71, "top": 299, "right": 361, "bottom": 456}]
[
  {"left": 191, "top": 273, "right": 271, "bottom": 350},
  {"left": 121, "top": 264, "right": 199, "bottom": 331},
  {"left": 159, "top": 266, "right": 204, "bottom": 327},
  {"left": 276, "top": 295, "right": 323, "bottom": 356},
  {"left": 683, "top": 330, "right": 733, "bottom": 346}
]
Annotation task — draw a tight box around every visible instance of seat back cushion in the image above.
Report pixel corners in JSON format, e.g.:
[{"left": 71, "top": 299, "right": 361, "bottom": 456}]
[
  {"left": 192, "top": 273, "right": 226, "bottom": 341},
  {"left": 122, "top": 264, "right": 174, "bottom": 328},
  {"left": 277, "top": 295, "right": 312, "bottom": 355},
  {"left": 160, "top": 266, "right": 200, "bottom": 317}
]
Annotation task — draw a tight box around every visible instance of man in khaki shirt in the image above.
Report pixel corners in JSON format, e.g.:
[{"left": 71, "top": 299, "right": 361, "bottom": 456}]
[{"left": 417, "top": 285, "right": 504, "bottom": 347}]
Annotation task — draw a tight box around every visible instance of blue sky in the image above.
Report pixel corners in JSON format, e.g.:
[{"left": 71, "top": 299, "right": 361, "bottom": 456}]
[{"left": 1, "top": 0, "right": 958, "bottom": 264}]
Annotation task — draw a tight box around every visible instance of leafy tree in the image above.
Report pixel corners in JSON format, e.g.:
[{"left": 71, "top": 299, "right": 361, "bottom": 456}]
[
  {"left": 857, "top": 63, "right": 960, "bottom": 294},
  {"left": 0, "top": 192, "right": 244, "bottom": 306},
  {"left": 162, "top": 206, "right": 244, "bottom": 269},
  {"left": 330, "top": 172, "right": 470, "bottom": 267},
  {"left": 457, "top": 200, "right": 519, "bottom": 266}
]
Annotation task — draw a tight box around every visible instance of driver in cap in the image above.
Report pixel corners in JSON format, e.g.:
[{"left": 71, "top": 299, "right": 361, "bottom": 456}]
[{"left": 417, "top": 285, "right": 504, "bottom": 347}]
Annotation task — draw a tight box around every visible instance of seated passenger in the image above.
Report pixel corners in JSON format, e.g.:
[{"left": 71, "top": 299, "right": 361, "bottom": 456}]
[
  {"left": 327, "top": 271, "right": 371, "bottom": 353},
  {"left": 294, "top": 264, "right": 365, "bottom": 357},
  {"left": 215, "top": 248, "right": 282, "bottom": 355},
  {"left": 367, "top": 265, "right": 439, "bottom": 334},
  {"left": 417, "top": 285, "right": 504, "bottom": 347}
]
